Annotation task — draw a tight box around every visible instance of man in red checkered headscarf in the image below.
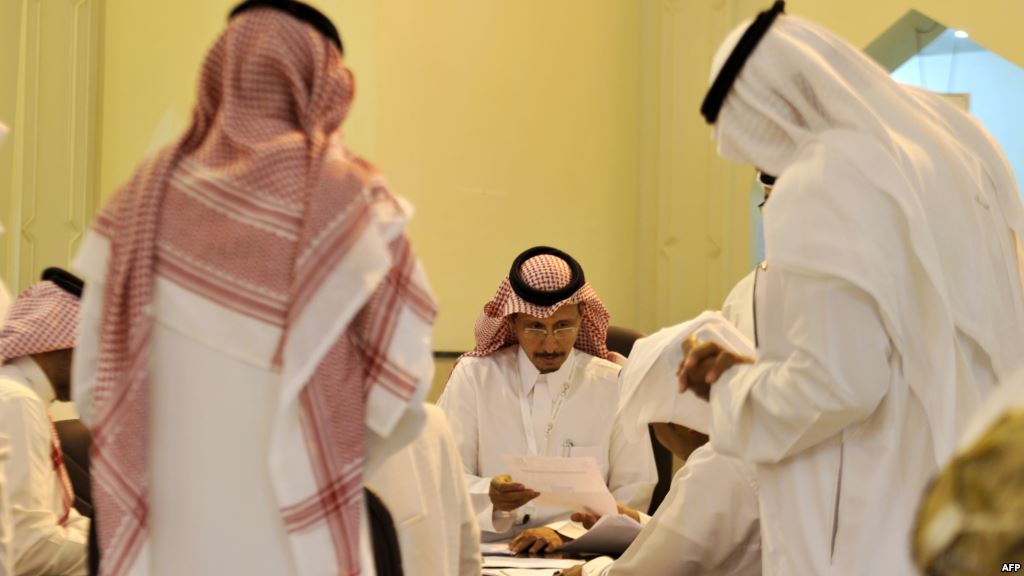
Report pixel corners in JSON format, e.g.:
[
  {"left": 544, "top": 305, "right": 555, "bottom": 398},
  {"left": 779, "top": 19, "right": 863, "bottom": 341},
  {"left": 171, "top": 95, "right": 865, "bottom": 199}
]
[
  {"left": 70, "top": 2, "right": 436, "bottom": 574},
  {"left": 438, "top": 246, "right": 656, "bottom": 552},
  {"left": 0, "top": 268, "right": 89, "bottom": 575}
]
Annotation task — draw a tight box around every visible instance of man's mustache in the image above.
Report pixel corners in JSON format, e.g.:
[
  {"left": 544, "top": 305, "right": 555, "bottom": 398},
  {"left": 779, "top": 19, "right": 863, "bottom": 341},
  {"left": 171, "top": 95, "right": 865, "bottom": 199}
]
[{"left": 534, "top": 352, "right": 565, "bottom": 360}]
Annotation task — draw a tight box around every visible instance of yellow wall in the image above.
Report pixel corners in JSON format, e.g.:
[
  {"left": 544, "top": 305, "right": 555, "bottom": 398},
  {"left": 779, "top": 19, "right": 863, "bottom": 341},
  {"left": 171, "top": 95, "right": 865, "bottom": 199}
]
[
  {"left": 1, "top": 0, "right": 102, "bottom": 292},
  {"left": 375, "top": 1, "right": 641, "bottom": 351},
  {"left": 96, "top": 0, "right": 1024, "bottom": 355},
  {"left": 99, "top": 0, "right": 379, "bottom": 202},
  {"left": 100, "top": 0, "right": 641, "bottom": 353}
]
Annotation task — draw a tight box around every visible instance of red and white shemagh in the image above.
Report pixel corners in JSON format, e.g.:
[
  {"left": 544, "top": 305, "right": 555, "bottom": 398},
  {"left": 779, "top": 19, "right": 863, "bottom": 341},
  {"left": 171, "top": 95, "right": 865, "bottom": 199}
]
[
  {"left": 0, "top": 281, "right": 79, "bottom": 526},
  {"left": 465, "top": 254, "right": 611, "bottom": 360},
  {"left": 88, "top": 9, "right": 436, "bottom": 576},
  {"left": 0, "top": 281, "right": 79, "bottom": 363}
]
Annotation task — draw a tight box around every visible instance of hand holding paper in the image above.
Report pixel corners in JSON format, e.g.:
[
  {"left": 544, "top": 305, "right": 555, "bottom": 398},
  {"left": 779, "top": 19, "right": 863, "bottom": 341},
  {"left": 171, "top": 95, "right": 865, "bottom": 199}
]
[
  {"left": 490, "top": 473, "right": 540, "bottom": 511},
  {"left": 503, "top": 455, "right": 617, "bottom": 517}
]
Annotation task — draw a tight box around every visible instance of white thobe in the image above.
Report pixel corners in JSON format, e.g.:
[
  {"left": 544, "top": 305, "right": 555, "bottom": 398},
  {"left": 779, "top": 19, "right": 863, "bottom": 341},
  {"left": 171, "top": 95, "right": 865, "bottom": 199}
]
[
  {"left": 710, "top": 266, "right": 997, "bottom": 575},
  {"left": 582, "top": 444, "right": 761, "bottom": 576},
  {"left": 0, "top": 359, "right": 89, "bottom": 576},
  {"left": 366, "top": 404, "right": 481, "bottom": 576},
  {"left": 438, "top": 346, "right": 656, "bottom": 539},
  {"left": 720, "top": 269, "right": 756, "bottom": 341},
  {"left": 582, "top": 271, "right": 762, "bottom": 576},
  {"left": 73, "top": 231, "right": 419, "bottom": 576}
]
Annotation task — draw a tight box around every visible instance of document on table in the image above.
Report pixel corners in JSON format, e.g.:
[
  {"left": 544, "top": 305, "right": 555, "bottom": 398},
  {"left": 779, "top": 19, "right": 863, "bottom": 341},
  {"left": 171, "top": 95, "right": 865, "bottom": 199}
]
[
  {"left": 479, "top": 565, "right": 561, "bottom": 569},
  {"left": 558, "top": 514, "right": 643, "bottom": 555},
  {"left": 480, "top": 542, "right": 516, "bottom": 556},
  {"left": 481, "top": 556, "right": 584, "bottom": 569},
  {"left": 503, "top": 455, "right": 618, "bottom": 517}
]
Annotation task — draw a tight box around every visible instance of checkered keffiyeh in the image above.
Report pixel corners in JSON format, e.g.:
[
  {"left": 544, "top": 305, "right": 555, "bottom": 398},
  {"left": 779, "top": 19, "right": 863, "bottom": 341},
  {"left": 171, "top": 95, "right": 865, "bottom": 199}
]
[
  {"left": 466, "top": 253, "right": 611, "bottom": 360},
  {"left": 87, "top": 8, "right": 436, "bottom": 576},
  {"left": 0, "top": 281, "right": 79, "bottom": 363},
  {"left": 0, "top": 281, "right": 79, "bottom": 527}
]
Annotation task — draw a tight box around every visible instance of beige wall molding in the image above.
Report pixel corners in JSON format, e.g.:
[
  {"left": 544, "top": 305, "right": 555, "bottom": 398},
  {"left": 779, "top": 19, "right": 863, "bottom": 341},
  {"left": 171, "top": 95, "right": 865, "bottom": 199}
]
[{"left": 1, "top": 0, "right": 102, "bottom": 292}]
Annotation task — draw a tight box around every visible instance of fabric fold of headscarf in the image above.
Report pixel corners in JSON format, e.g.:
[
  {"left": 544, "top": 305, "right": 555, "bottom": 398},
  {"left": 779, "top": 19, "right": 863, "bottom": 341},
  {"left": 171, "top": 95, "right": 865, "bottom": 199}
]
[
  {"left": 0, "top": 281, "right": 80, "bottom": 363},
  {"left": 465, "top": 248, "right": 610, "bottom": 360},
  {"left": 617, "top": 311, "right": 755, "bottom": 443},
  {"left": 86, "top": 8, "right": 436, "bottom": 575}
]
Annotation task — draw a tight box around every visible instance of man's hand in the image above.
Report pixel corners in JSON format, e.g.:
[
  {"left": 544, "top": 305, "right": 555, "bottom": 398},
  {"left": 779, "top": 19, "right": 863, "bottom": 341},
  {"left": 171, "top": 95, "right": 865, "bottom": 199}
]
[
  {"left": 509, "top": 527, "right": 565, "bottom": 554},
  {"left": 570, "top": 504, "right": 642, "bottom": 530},
  {"left": 489, "top": 474, "right": 539, "bottom": 512},
  {"left": 570, "top": 511, "right": 600, "bottom": 530},
  {"left": 677, "top": 334, "right": 754, "bottom": 399}
]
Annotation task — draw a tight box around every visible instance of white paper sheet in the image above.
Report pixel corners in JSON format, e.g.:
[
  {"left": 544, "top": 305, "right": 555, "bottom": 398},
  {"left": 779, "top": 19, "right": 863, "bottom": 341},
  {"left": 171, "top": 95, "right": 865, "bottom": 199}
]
[
  {"left": 558, "top": 514, "right": 642, "bottom": 555},
  {"left": 503, "top": 455, "right": 617, "bottom": 517},
  {"left": 480, "top": 542, "right": 517, "bottom": 556},
  {"left": 482, "top": 556, "right": 584, "bottom": 569},
  {"left": 479, "top": 565, "right": 561, "bottom": 569}
]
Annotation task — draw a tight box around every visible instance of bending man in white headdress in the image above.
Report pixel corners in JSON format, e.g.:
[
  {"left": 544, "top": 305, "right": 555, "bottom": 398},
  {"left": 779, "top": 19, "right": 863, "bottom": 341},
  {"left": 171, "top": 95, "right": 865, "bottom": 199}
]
[
  {"left": 438, "top": 246, "right": 656, "bottom": 552},
  {"left": 680, "top": 2, "right": 1024, "bottom": 574},
  {"left": 567, "top": 308, "right": 762, "bottom": 576}
]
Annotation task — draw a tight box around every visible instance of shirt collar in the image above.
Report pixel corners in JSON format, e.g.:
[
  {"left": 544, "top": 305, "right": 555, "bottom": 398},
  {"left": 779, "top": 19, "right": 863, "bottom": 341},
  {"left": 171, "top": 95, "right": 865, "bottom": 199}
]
[
  {"left": 0, "top": 357, "right": 55, "bottom": 404},
  {"left": 517, "top": 346, "right": 576, "bottom": 395}
]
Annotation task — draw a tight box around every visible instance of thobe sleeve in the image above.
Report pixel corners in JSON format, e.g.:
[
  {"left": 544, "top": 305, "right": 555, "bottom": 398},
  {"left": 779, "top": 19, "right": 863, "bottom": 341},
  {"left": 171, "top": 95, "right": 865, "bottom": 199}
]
[
  {"left": 0, "top": 393, "right": 88, "bottom": 575},
  {"left": 710, "top": 271, "right": 891, "bottom": 464},
  {"left": 584, "top": 445, "right": 761, "bottom": 576},
  {"left": 433, "top": 410, "right": 483, "bottom": 576},
  {"left": 436, "top": 364, "right": 516, "bottom": 534},
  {"left": 71, "top": 230, "right": 110, "bottom": 429},
  {"left": 606, "top": 414, "right": 657, "bottom": 512}
]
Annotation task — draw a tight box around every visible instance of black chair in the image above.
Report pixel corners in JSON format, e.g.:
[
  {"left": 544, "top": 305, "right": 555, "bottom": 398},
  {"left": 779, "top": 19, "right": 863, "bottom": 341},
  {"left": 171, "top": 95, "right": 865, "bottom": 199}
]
[
  {"left": 605, "top": 326, "right": 674, "bottom": 516},
  {"left": 54, "top": 419, "right": 100, "bottom": 576},
  {"left": 366, "top": 488, "right": 404, "bottom": 576}
]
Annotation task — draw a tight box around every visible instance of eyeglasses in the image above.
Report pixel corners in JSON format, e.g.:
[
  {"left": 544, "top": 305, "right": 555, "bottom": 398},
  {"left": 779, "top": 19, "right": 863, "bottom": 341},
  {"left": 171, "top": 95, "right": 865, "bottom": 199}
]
[{"left": 521, "top": 326, "right": 579, "bottom": 342}]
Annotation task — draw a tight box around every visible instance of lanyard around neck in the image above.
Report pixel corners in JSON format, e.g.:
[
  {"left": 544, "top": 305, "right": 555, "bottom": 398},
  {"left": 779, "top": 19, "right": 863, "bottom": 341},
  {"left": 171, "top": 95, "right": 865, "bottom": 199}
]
[{"left": 516, "top": 356, "right": 579, "bottom": 456}]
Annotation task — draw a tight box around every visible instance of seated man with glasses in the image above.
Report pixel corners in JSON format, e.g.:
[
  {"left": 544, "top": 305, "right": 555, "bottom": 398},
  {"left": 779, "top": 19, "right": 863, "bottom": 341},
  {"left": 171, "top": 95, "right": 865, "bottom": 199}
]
[{"left": 438, "top": 247, "right": 656, "bottom": 553}]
